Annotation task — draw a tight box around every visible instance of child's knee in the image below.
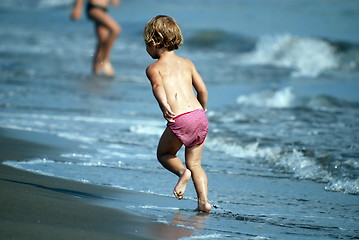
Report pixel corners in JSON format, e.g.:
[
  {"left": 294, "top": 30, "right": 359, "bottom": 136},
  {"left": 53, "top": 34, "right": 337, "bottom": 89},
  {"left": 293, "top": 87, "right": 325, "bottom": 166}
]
[
  {"left": 156, "top": 151, "right": 167, "bottom": 162},
  {"left": 186, "top": 162, "right": 201, "bottom": 171},
  {"left": 156, "top": 151, "right": 162, "bottom": 161}
]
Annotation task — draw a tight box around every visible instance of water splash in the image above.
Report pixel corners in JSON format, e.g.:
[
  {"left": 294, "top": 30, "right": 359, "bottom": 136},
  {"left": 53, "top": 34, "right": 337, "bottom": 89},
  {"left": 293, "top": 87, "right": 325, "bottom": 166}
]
[
  {"left": 240, "top": 34, "right": 338, "bottom": 77},
  {"left": 237, "top": 87, "right": 295, "bottom": 108}
]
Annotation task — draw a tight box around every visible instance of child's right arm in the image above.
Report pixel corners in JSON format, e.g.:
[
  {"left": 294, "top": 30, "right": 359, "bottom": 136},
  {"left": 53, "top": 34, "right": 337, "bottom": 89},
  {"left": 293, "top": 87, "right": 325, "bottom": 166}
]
[
  {"left": 146, "top": 65, "right": 176, "bottom": 122},
  {"left": 71, "top": 0, "right": 85, "bottom": 20}
]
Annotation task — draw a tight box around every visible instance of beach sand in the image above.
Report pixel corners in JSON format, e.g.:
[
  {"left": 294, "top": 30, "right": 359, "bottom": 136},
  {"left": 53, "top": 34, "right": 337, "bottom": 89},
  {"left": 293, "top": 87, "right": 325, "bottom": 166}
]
[{"left": 0, "top": 128, "right": 194, "bottom": 240}]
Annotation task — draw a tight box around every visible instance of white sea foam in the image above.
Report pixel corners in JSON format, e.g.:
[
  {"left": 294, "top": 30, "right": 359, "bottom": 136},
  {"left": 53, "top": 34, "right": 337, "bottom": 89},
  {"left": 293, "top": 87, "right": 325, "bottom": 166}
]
[
  {"left": 0, "top": 112, "right": 161, "bottom": 125},
  {"left": 138, "top": 205, "right": 180, "bottom": 210},
  {"left": 206, "top": 138, "right": 278, "bottom": 159},
  {"left": 97, "top": 148, "right": 151, "bottom": 161},
  {"left": 325, "top": 179, "right": 359, "bottom": 195},
  {"left": 38, "top": 0, "right": 73, "bottom": 8},
  {"left": 4, "top": 158, "right": 55, "bottom": 165},
  {"left": 237, "top": 87, "right": 295, "bottom": 108},
  {"left": 0, "top": 112, "right": 164, "bottom": 144},
  {"left": 268, "top": 149, "right": 359, "bottom": 194},
  {"left": 106, "top": 144, "right": 125, "bottom": 149},
  {"left": 273, "top": 149, "right": 332, "bottom": 181},
  {"left": 129, "top": 124, "right": 164, "bottom": 136},
  {"left": 3, "top": 159, "right": 56, "bottom": 177},
  {"left": 2, "top": 158, "right": 136, "bottom": 191},
  {"left": 61, "top": 153, "right": 94, "bottom": 160},
  {"left": 240, "top": 34, "right": 338, "bottom": 77},
  {"left": 180, "top": 234, "right": 227, "bottom": 240},
  {"left": 206, "top": 136, "right": 359, "bottom": 194},
  {"left": 3, "top": 157, "right": 123, "bottom": 171},
  {"left": 58, "top": 132, "right": 97, "bottom": 143}
]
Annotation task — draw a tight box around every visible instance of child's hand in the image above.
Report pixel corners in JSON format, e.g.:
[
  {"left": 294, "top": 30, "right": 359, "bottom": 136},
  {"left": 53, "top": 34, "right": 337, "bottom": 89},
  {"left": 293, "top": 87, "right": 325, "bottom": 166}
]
[{"left": 162, "top": 104, "right": 175, "bottom": 122}]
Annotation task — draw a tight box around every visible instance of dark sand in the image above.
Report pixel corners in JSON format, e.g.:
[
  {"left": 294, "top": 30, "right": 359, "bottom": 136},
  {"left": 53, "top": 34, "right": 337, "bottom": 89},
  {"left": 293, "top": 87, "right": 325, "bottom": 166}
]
[{"left": 0, "top": 128, "right": 193, "bottom": 240}]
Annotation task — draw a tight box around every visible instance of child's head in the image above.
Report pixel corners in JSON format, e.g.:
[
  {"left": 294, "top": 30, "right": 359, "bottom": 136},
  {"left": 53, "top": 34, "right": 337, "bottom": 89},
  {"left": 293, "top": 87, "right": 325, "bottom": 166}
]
[{"left": 144, "top": 15, "right": 183, "bottom": 51}]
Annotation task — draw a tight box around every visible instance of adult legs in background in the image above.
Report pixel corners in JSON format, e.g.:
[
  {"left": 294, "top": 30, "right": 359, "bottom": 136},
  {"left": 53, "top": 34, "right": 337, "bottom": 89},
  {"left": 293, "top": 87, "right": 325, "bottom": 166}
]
[{"left": 88, "top": 8, "right": 121, "bottom": 76}]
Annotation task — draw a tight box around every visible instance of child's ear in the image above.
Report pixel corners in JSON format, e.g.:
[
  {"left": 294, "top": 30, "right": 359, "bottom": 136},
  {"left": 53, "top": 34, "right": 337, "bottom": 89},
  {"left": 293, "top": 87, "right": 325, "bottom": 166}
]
[{"left": 148, "top": 39, "right": 156, "bottom": 48}]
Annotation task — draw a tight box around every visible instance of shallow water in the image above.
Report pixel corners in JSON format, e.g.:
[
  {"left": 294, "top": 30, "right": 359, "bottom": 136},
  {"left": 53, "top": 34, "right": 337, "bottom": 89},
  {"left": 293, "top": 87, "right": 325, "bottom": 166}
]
[{"left": 1, "top": 0, "right": 359, "bottom": 239}]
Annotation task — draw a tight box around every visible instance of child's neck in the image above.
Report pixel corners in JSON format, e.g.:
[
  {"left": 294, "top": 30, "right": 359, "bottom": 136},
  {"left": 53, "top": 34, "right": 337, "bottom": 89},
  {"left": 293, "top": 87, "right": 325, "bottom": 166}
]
[{"left": 158, "top": 49, "right": 175, "bottom": 59}]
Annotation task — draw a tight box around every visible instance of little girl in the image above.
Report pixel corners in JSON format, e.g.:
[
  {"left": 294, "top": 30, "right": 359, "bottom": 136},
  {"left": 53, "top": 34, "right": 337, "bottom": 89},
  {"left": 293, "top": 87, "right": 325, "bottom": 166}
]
[{"left": 144, "top": 15, "right": 211, "bottom": 212}]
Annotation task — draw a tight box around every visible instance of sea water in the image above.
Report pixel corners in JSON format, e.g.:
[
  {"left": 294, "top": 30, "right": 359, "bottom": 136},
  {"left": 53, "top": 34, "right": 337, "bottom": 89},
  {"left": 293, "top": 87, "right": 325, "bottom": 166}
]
[{"left": 1, "top": 0, "right": 358, "bottom": 239}]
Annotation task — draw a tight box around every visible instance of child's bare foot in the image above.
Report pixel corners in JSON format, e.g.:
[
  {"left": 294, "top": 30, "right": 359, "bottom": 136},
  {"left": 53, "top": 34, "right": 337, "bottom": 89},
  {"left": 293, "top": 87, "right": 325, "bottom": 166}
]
[
  {"left": 173, "top": 169, "right": 191, "bottom": 200},
  {"left": 195, "top": 200, "right": 212, "bottom": 213}
]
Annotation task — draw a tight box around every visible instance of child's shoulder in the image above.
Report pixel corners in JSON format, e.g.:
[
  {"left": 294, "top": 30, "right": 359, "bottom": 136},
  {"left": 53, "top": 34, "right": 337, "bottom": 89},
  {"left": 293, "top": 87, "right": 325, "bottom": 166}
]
[
  {"left": 145, "top": 60, "right": 159, "bottom": 76},
  {"left": 176, "top": 55, "right": 195, "bottom": 68},
  {"left": 146, "top": 58, "right": 161, "bottom": 69},
  {"left": 177, "top": 55, "right": 192, "bottom": 63}
]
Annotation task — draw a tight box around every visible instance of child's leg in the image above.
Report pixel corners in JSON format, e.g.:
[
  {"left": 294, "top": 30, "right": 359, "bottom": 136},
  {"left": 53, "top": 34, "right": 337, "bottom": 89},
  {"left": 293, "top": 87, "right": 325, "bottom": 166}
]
[
  {"left": 185, "top": 144, "right": 211, "bottom": 212},
  {"left": 157, "top": 127, "right": 191, "bottom": 200}
]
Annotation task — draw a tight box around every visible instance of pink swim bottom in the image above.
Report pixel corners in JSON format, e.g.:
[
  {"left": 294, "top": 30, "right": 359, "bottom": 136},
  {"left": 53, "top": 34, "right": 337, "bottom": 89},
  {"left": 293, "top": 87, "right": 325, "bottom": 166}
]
[{"left": 167, "top": 109, "right": 208, "bottom": 148}]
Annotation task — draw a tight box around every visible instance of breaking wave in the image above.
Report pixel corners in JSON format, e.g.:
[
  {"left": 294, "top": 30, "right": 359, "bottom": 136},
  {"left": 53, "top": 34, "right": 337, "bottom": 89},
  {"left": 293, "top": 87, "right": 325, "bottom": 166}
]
[
  {"left": 237, "top": 87, "right": 295, "bottom": 108},
  {"left": 0, "top": 0, "right": 73, "bottom": 10},
  {"left": 239, "top": 34, "right": 339, "bottom": 77},
  {"left": 186, "top": 30, "right": 359, "bottom": 78},
  {"left": 206, "top": 137, "right": 359, "bottom": 195},
  {"left": 236, "top": 87, "right": 357, "bottom": 110}
]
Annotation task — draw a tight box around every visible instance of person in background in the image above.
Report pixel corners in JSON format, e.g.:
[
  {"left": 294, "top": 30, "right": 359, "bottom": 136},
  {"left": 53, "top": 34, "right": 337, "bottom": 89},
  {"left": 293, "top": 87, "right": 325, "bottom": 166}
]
[{"left": 71, "top": 0, "right": 121, "bottom": 76}]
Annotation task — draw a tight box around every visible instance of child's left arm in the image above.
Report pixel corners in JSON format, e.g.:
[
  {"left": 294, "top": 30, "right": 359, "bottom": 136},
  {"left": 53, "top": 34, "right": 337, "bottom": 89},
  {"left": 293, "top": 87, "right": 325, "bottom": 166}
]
[{"left": 191, "top": 63, "right": 208, "bottom": 111}]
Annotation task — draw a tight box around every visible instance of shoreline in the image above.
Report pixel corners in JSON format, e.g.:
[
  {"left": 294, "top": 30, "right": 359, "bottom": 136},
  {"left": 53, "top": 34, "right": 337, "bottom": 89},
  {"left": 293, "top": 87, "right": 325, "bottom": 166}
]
[{"left": 0, "top": 127, "right": 194, "bottom": 240}]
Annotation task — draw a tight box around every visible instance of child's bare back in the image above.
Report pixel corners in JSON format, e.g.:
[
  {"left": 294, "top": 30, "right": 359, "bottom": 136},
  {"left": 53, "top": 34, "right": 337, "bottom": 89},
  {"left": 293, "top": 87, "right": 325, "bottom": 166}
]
[{"left": 146, "top": 53, "right": 206, "bottom": 116}]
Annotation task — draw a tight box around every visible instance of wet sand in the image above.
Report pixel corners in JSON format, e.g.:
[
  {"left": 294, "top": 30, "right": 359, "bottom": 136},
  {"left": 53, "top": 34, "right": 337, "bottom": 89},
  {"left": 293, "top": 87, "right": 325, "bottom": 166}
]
[{"left": 0, "top": 127, "right": 193, "bottom": 240}]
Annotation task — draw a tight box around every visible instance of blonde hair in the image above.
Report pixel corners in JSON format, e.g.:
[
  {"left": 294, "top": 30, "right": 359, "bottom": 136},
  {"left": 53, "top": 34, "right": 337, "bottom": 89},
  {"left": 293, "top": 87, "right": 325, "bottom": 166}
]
[{"left": 144, "top": 15, "right": 183, "bottom": 51}]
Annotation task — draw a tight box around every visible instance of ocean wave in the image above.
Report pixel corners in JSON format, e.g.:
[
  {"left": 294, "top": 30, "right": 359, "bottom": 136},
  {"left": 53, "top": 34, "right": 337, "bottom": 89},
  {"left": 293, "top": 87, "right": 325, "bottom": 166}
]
[
  {"left": 325, "top": 179, "right": 359, "bottom": 195},
  {"left": 236, "top": 87, "right": 358, "bottom": 110},
  {"left": 186, "top": 29, "right": 255, "bottom": 53},
  {"left": 206, "top": 130, "right": 359, "bottom": 195},
  {"left": 3, "top": 157, "right": 123, "bottom": 169},
  {"left": 180, "top": 233, "right": 230, "bottom": 240},
  {"left": 186, "top": 30, "right": 359, "bottom": 78},
  {"left": 3, "top": 159, "right": 56, "bottom": 177},
  {"left": 237, "top": 87, "right": 295, "bottom": 108},
  {"left": 206, "top": 137, "right": 279, "bottom": 160},
  {"left": 0, "top": 0, "right": 72, "bottom": 10},
  {"left": 129, "top": 124, "right": 163, "bottom": 136},
  {"left": 330, "top": 38, "right": 359, "bottom": 71},
  {"left": 37, "top": 0, "right": 73, "bottom": 8},
  {"left": 272, "top": 149, "right": 333, "bottom": 181},
  {"left": 270, "top": 149, "right": 359, "bottom": 195},
  {"left": 239, "top": 34, "right": 338, "bottom": 77}
]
